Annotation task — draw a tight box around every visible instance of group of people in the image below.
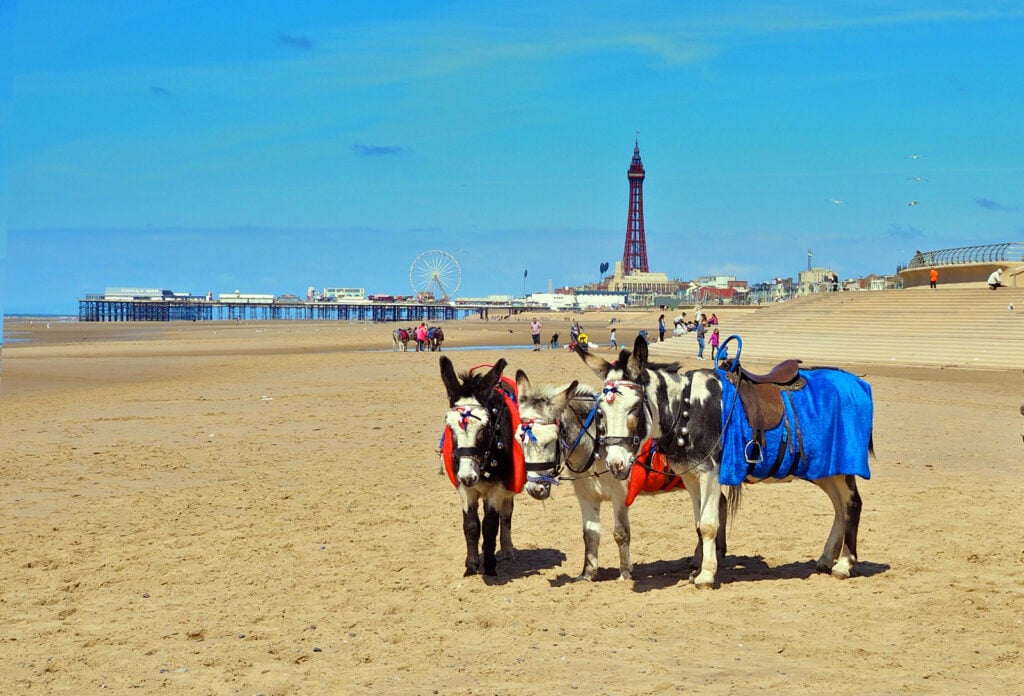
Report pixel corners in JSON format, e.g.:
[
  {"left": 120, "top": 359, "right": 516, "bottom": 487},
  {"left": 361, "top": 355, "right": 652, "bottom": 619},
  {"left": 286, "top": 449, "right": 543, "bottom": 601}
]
[
  {"left": 529, "top": 313, "right": 726, "bottom": 361},
  {"left": 530, "top": 317, "right": 615, "bottom": 352}
]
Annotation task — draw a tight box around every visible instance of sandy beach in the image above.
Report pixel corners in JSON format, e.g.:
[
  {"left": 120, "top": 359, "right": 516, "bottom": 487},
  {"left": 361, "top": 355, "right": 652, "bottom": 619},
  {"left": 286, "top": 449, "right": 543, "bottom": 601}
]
[{"left": 2, "top": 315, "right": 1022, "bottom": 695}]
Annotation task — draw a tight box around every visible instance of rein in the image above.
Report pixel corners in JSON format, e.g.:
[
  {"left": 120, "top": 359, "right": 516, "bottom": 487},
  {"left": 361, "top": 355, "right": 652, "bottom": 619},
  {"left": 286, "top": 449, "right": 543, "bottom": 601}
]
[
  {"left": 560, "top": 393, "right": 603, "bottom": 474},
  {"left": 519, "top": 392, "right": 609, "bottom": 485}
]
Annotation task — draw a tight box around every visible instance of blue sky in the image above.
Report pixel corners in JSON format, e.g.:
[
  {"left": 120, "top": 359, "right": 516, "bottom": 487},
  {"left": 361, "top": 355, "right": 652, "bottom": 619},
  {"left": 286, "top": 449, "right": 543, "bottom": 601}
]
[{"left": 3, "top": 1, "right": 1024, "bottom": 314}]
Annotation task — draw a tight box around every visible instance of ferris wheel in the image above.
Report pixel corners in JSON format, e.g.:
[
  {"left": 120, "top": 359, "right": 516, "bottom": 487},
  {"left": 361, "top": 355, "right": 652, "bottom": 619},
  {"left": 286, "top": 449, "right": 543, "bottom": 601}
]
[{"left": 410, "top": 249, "right": 462, "bottom": 301}]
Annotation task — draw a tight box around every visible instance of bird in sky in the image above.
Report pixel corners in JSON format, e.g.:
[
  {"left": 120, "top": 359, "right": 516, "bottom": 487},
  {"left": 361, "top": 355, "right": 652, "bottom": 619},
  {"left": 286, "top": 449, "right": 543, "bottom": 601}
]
[
  {"left": 908, "top": 153, "right": 925, "bottom": 159},
  {"left": 908, "top": 201, "right": 919, "bottom": 206},
  {"left": 829, "top": 198, "right": 844, "bottom": 204},
  {"left": 907, "top": 176, "right": 928, "bottom": 182}
]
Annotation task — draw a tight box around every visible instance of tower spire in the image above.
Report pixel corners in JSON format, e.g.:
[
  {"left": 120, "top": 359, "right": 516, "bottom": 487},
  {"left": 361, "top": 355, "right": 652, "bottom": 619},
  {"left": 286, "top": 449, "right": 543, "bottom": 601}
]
[{"left": 622, "top": 138, "right": 649, "bottom": 274}]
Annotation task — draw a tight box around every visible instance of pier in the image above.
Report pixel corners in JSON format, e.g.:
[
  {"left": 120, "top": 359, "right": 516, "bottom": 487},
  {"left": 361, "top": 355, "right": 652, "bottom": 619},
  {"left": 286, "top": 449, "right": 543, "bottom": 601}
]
[{"left": 77, "top": 297, "right": 515, "bottom": 323}]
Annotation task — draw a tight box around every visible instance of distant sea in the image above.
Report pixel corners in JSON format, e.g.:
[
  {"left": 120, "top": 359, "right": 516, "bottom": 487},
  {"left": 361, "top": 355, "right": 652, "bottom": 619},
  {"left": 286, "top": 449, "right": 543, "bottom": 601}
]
[{"left": 2, "top": 313, "right": 80, "bottom": 346}]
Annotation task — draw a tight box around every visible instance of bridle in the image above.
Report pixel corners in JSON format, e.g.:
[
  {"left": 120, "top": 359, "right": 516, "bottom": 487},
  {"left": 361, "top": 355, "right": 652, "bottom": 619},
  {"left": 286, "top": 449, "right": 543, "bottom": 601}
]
[
  {"left": 447, "top": 399, "right": 509, "bottom": 477},
  {"left": 598, "top": 370, "right": 733, "bottom": 480},
  {"left": 517, "top": 392, "right": 606, "bottom": 486},
  {"left": 597, "top": 379, "right": 650, "bottom": 452},
  {"left": 517, "top": 417, "right": 563, "bottom": 484}
]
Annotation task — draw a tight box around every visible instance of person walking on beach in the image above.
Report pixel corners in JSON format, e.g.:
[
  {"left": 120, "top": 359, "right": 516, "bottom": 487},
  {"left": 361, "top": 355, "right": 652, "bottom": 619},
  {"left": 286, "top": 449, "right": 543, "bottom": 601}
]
[
  {"left": 658, "top": 314, "right": 666, "bottom": 342},
  {"left": 530, "top": 317, "right": 542, "bottom": 351},
  {"left": 709, "top": 327, "right": 720, "bottom": 361},
  {"left": 415, "top": 323, "right": 428, "bottom": 352},
  {"left": 695, "top": 321, "right": 707, "bottom": 360},
  {"left": 929, "top": 268, "right": 939, "bottom": 289},
  {"left": 609, "top": 327, "right": 618, "bottom": 350}
]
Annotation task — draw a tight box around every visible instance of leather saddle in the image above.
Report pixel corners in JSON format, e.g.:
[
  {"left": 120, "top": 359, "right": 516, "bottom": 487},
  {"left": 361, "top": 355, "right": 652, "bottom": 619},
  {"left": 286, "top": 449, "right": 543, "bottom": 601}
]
[{"left": 724, "top": 359, "right": 807, "bottom": 466}]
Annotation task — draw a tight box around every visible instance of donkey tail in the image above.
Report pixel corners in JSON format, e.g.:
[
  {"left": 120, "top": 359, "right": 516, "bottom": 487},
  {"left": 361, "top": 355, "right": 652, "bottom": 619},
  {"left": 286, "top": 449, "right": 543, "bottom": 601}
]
[{"left": 725, "top": 484, "right": 743, "bottom": 522}]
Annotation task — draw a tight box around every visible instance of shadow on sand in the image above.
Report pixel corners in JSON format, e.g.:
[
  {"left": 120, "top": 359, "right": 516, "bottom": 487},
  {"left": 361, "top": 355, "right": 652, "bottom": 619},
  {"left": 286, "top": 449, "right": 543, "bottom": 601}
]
[
  {"left": 480, "top": 547, "right": 568, "bottom": 586},
  {"left": 544, "top": 555, "right": 890, "bottom": 591}
]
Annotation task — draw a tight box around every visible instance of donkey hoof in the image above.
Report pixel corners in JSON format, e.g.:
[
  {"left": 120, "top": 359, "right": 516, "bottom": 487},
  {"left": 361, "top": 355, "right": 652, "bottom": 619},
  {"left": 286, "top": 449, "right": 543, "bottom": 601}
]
[
  {"left": 830, "top": 560, "right": 853, "bottom": 579},
  {"left": 693, "top": 571, "right": 716, "bottom": 588}
]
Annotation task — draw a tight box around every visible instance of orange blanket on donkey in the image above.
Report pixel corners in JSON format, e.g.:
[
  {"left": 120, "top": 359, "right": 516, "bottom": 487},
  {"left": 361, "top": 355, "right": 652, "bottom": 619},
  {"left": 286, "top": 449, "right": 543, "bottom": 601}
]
[{"left": 627, "top": 440, "right": 686, "bottom": 505}]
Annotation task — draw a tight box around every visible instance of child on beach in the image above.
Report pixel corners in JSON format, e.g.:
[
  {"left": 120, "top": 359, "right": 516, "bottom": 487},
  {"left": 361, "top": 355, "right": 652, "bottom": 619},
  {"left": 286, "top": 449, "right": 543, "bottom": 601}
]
[
  {"left": 609, "top": 327, "right": 617, "bottom": 350},
  {"left": 709, "top": 328, "right": 720, "bottom": 361}
]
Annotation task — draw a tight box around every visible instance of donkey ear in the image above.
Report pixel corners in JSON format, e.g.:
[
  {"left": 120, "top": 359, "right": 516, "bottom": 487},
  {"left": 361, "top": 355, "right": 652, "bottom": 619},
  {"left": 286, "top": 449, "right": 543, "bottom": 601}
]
[
  {"left": 439, "top": 356, "right": 461, "bottom": 404},
  {"left": 575, "top": 344, "right": 612, "bottom": 379},
  {"left": 478, "top": 358, "right": 507, "bottom": 396},
  {"left": 551, "top": 380, "right": 579, "bottom": 413},
  {"left": 628, "top": 335, "right": 648, "bottom": 376},
  {"left": 515, "top": 369, "right": 531, "bottom": 397}
]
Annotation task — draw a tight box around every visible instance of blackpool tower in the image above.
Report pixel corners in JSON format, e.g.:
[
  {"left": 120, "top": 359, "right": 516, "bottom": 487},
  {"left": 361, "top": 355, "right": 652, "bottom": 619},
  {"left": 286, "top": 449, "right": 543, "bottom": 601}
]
[{"left": 622, "top": 139, "right": 649, "bottom": 274}]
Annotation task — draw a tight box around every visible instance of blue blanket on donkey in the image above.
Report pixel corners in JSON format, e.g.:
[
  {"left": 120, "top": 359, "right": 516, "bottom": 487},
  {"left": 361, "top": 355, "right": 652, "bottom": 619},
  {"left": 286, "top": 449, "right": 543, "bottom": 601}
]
[{"left": 717, "top": 368, "right": 873, "bottom": 485}]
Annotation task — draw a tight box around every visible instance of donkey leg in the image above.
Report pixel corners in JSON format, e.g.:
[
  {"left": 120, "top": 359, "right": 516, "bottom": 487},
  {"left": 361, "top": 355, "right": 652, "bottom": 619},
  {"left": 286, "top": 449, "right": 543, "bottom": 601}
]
[
  {"left": 575, "top": 491, "right": 603, "bottom": 581},
  {"left": 480, "top": 502, "right": 501, "bottom": 576},
  {"left": 497, "top": 494, "right": 516, "bottom": 561},
  {"left": 842, "top": 476, "right": 862, "bottom": 565},
  {"left": 460, "top": 489, "right": 482, "bottom": 576},
  {"left": 685, "top": 485, "right": 704, "bottom": 571},
  {"left": 693, "top": 471, "right": 723, "bottom": 588},
  {"left": 813, "top": 475, "right": 859, "bottom": 578},
  {"left": 715, "top": 491, "right": 728, "bottom": 563},
  {"left": 610, "top": 483, "right": 633, "bottom": 581}
]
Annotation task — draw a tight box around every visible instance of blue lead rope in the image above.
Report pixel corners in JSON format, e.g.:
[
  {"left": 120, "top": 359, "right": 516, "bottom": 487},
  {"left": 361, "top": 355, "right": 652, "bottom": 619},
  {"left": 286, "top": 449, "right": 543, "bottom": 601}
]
[{"left": 569, "top": 393, "right": 601, "bottom": 452}]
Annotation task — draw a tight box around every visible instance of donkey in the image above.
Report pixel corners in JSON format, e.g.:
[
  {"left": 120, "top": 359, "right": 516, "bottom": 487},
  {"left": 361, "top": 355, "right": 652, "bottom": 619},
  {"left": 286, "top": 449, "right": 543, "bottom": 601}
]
[
  {"left": 428, "top": 326, "right": 445, "bottom": 352},
  {"left": 576, "top": 335, "right": 873, "bottom": 588},
  {"left": 439, "top": 357, "right": 524, "bottom": 576},
  {"left": 514, "top": 369, "right": 726, "bottom": 582},
  {"left": 392, "top": 327, "right": 411, "bottom": 352}
]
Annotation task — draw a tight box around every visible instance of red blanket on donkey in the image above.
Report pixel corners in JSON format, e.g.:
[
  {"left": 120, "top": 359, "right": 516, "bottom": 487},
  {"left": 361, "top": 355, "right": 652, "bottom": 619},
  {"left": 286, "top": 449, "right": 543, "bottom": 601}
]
[
  {"left": 626, "top": 440, "right": 686, "bottom": 506},
  {"left": 440, "top": 373, "right": 526, "bottom": 493}
]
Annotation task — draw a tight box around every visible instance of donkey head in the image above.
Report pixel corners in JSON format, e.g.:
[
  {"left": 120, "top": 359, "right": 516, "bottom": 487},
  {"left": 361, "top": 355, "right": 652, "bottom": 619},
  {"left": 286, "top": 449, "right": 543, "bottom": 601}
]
[
  {"left": 515, "top": 369, "right": 578, "bottom": 500},
  {"left": 440, "top": 356, "right": 509, "bottom": 488},
  {"left": 574, "top": 336, "right": 652, "bottom": 480}
]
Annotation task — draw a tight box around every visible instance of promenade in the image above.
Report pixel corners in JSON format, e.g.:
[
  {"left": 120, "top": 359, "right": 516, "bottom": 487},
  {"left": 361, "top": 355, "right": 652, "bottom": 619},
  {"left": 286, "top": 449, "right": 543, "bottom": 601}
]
[{"left": 650, "top": 285, "right": 1024, "bottom": 370}]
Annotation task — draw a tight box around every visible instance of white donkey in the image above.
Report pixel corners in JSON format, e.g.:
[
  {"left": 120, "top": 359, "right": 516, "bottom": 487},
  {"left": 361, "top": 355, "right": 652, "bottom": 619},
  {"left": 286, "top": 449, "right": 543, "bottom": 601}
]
[{"left": 514, "top": 369, "right": 726, "bottom": 582}]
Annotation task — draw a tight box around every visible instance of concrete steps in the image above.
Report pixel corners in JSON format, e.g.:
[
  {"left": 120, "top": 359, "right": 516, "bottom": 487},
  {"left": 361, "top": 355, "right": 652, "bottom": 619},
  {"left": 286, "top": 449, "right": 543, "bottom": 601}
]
[{"left": 648, "top": 287, "right": 1024, "bottom": 370}]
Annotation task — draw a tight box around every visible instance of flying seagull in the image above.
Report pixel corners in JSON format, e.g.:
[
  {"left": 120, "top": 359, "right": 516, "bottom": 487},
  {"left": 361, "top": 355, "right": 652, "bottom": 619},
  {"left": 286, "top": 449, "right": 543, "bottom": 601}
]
[
  {"left": 907, "top": 176, "right": 928, "bottom": 182},
  {"left": 829, "top": 198, "right": 844, "bottom": 204},
  {"left": 908, "top": 201, "right": 919, "bottom": 206},
  {"left": 908, "top": 153, "right": 925, "bottom": 160}
]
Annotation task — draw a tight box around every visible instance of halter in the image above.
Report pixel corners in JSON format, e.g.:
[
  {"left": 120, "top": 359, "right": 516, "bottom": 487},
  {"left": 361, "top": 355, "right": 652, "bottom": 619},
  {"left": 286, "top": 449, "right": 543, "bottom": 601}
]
[
  {"left": 448, "top": 402, "right": 504, "bottom": 472},
  {"left": 518, "top": 390, "right": 609, "bottom": 485},
  {"left": 598, "top": 379, "right": 649, "bottom": 450},
  {"left": 518, "top": 417, "right": 560, "bottom": 465}
]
